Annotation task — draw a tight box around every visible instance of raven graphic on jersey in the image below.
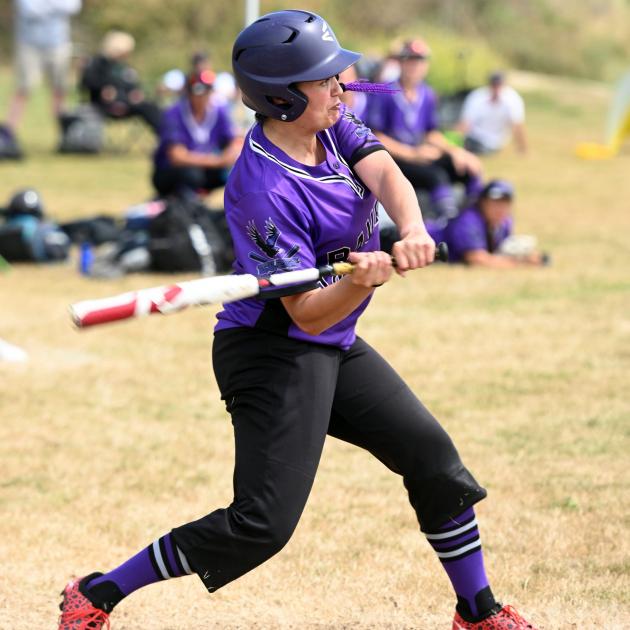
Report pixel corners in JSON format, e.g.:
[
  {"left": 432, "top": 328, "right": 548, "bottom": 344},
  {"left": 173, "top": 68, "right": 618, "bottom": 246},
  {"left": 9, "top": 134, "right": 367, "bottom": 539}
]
[
  {"left": 246, "top": 217, "right": 301, "bottom": 276},
  {"left": 342, "top": 109, "right": 371, "bottom": 138}
]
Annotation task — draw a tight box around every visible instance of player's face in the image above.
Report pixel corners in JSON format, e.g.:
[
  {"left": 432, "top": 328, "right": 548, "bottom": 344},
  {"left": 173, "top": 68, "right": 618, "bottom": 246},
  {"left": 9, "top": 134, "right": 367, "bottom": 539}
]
[
  {"left": 400, "top": 57, "right": 429, "bottom": 85},
  {"left": 481, "top": 198, "right": 512, "bottom": 229},
  {"left": 189, "top": 90, "right": 211, "bottom": 116},
  {"left": 296, "top": 75, "right": 344, "bottom": 130}
]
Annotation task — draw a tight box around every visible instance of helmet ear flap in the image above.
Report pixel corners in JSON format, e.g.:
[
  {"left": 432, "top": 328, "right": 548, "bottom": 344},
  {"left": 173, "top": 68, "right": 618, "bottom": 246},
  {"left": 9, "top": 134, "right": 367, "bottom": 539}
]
[{"left": 242, "top": 83, "right": 308, "bottom": 123}]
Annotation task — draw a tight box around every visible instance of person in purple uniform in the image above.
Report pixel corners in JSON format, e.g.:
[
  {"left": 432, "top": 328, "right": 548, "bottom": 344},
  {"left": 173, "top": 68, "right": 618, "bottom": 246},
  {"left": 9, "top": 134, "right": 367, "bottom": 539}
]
[
  {"left": 57, "top": 11, "right": 537, "bottom": 630},
  {"left": 366, "top": 38, "right": 483, "bottom": 224},
  {"left": 152, "top": 70, "right": 243, "bottom": 198},
  {"left": 429, "top": 180, "right": 548, "bottom": 268}
]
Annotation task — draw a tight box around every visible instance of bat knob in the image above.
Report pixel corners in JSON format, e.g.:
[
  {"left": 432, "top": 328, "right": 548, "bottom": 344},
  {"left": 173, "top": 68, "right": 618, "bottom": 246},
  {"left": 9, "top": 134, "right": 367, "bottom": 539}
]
[{"left": 435, "top": 241, "right": 449, "bottom": 263}]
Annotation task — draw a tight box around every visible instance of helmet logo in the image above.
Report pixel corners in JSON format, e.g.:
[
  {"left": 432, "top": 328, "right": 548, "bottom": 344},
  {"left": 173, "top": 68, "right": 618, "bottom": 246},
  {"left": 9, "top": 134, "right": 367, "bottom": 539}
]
[
  {"left": 321, "top": 21, "right": 334, "bottom": 42},
  {"left": 24, "top": 190, "right": 39, "bottom": 207}
]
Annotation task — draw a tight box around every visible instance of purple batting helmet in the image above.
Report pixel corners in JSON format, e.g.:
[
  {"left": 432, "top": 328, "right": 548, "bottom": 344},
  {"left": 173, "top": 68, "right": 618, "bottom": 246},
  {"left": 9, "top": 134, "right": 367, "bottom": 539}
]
[{"left": 232, "top": 10, "right": 360, "bottom": 122}]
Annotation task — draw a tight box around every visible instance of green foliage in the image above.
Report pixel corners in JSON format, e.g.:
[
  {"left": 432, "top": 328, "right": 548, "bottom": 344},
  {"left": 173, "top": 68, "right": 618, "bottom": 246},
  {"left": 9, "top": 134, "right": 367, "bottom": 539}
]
[
  {"left": 1, "top": 0, "right": 629, "bottom": 87},
  {"left": 414, "top": 25, "right": 504, "bottom": 93}
]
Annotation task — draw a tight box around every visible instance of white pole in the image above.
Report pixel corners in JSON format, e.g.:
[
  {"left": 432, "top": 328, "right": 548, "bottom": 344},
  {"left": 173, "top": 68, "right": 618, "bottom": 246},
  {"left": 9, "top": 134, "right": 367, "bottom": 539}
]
[{"left": 245, "top": 0, "right": 260, "bottom": 26}]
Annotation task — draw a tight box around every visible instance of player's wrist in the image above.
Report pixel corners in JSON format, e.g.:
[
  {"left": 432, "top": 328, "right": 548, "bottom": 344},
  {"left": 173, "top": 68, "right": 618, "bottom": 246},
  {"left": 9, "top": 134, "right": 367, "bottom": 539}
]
[{"left": 399, "top": 223, "right": 429, "bottom": 239}]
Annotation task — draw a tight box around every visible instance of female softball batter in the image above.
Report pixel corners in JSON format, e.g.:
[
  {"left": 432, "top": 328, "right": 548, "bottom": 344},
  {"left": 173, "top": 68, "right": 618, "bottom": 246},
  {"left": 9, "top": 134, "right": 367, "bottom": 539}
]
[{"left": 58, "top": 11, "right": 536, "bottom": 630}]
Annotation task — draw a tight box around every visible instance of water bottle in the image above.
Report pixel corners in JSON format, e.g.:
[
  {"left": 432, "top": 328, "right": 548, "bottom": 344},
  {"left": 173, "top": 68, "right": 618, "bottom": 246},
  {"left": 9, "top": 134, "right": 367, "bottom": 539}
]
[{"left": 79, "top": 241, "right": 94, "bottom": 275}]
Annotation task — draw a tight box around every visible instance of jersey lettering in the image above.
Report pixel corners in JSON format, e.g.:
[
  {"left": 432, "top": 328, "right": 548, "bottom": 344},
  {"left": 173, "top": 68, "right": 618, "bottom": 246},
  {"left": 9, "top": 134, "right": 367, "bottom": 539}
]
[
  {"left": 355, "top": 203, "right": 379, "bottom": 249},
  {"left": 322, "top": 246, "right": 351, "bottom": 286}
]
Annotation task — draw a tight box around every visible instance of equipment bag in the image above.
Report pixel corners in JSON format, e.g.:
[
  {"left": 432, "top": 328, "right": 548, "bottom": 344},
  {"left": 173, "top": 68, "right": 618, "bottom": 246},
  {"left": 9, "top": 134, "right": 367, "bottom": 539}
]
[
  {"left": 0, "top": 217, "right": 70, "bottom": 262},
  {"left": 148, "top": 197, "right": 233, "bottom": 274},
  {"left": 60, "top": 215, "right": 122, "bottom": 245}
]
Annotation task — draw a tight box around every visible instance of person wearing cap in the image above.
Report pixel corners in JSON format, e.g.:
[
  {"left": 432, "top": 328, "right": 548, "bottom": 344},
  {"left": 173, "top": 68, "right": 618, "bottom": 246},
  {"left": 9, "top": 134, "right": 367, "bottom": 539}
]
[
  {"left": 191, "top": 50, "right": 213, "bottom": 75},
  {"left": 56, "top": 11, "right": 538, "bottom": 630},
  {"left": 430, "top": 180, "right": 545, "bottom": 267},
  {"left": 79, "top": 30, "right": 162, "bottom": 134},
  {"left": 365, "top": 38, "right": 483, "bottom": 224},
  {"left": 455, "top": 72, "right": 527, "bottom": 155},
  {"left": 151, "top": 70, "right": 242, "bottom": 199}
]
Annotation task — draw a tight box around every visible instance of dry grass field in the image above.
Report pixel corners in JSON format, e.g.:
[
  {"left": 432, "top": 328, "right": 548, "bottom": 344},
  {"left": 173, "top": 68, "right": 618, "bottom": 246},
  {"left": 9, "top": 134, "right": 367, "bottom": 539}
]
[{"left": 1, "top": 70, "right": 629, "bottom": 629}]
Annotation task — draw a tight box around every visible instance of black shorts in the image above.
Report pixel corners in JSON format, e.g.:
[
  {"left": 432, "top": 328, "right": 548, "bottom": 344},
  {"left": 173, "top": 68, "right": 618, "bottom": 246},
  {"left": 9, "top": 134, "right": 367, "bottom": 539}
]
[{"left": 172, "top": 328, "right": 486, "bottom": 593}]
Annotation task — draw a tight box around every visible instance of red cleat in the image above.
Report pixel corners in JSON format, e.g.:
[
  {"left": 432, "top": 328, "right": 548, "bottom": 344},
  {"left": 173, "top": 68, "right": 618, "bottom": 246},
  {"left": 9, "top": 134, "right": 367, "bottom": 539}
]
[
  {"left": 58, "top": 574, "right": 111, "bottom": 630},
  {"left": 452, "top": 604, "right": 538, "bottom": 629}
]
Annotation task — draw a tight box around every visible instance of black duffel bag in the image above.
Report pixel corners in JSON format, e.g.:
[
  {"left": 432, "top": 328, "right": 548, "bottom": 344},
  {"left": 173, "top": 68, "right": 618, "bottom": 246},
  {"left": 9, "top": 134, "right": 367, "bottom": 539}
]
[{"left": 148, "top": 197, "right": 233, "bottom": 274}]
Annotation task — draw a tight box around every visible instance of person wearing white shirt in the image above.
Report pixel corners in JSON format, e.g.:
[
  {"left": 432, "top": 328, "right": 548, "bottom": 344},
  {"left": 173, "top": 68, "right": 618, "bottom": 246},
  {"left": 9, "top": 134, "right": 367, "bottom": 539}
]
[{"left": 456, "top": 72, "right": 527, "bottom": 155}]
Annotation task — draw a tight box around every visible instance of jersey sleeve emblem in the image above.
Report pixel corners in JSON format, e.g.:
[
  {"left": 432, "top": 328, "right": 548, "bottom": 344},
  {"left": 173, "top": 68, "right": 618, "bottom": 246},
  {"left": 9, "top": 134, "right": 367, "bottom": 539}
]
[
  {"left": 343, "top": 110, "right": 371, "bottom": 138},
  {"left": 246, "top": 217, "right": 301, "bottom": 276}
]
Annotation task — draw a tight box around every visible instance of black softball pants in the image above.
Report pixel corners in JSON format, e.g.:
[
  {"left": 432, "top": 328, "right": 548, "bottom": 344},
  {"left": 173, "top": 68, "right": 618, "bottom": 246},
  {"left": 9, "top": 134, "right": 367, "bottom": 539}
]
[
  {"left": 172, "top": 328, "right": 486, "bottom": 594},
  {"left": 152, "top": 165, "right": 226, "bottom": 198},
  {"left": 395, "top": 153, "right": 476, "bottom": 192}
]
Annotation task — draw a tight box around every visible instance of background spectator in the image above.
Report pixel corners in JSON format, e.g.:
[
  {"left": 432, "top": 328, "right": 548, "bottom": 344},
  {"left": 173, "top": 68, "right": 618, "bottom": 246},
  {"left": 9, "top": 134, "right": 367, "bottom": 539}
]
[
  {"left": 366, "top": 38, "right": 483, "bottom": 224},
  {"left": 152, "top": 70, "right": 242, "bottom": 199},
  {"left": 79, "top": 30, "right": 162, "bottom": 134},
  {"left": 339, "top": 65, "right": 368, "bottom": 120},
  {"left": 6, "top": 0, "right": 82, "bottom": 134},
  {"left": 428, "top": 179, "right": 546, "bottom": 267},
  {"left": 190, "top": 50, "right": 213, "bottom": 75},
  {"left": 456, "top": 71, "right": 527, "bottom": 155}
]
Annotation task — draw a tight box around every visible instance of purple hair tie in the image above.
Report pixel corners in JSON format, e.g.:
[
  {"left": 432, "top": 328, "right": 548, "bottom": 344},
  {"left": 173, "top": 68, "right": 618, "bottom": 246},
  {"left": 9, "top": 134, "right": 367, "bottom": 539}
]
[{"left": 341, "top": 80, "right": 399, "bottom": 94}]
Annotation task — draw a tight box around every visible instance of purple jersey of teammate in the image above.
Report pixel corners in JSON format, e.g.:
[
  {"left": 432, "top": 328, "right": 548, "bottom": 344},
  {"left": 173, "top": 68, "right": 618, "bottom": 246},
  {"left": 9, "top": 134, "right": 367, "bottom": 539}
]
[
  {"left": 427, "top": 205, "right": 513, "bottom": 263},
  {"left": 153, "top": 98, "right": 236, "bottom": 170},
  {"left": 365, "top": 81, "right": 439, "bottom": 146},
  {"left": 347, "top": 93, "right": 367, "bottom": 121},
  {"left": 215, "top": 104, "right": 385, "bottom": 350}
]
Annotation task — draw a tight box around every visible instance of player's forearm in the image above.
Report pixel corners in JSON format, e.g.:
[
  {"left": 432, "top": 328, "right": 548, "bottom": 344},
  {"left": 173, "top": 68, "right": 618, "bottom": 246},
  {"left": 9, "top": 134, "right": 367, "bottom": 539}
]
[
  {"left": 425, "top": 130, "right": 451, "bottom": 152},
  {"left": 380, "top": 171, "right": 428, "bottom": 237},
  {"left": 168, "top": 145, "right": 227, "bottom": 168},
  {"left": 374, "top": 132, "right": 418, "bottom": 161},
  {"left": 281, "top": 278, "right": 374, "bottom": 336},
  {"left": 356, "top": 151, "right": 428, "bottom": 237},
  {"left": 464, "top": 250, "right": 520, "bottom": 268},
  {"left": 513, "top": 125, "right": 527, "bottom": 152}
]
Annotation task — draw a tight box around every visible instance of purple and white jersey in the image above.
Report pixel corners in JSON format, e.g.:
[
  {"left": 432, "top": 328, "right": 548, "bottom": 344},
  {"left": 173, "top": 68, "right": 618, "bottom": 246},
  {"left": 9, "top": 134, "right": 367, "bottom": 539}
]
[
  {"left": 215, "top": 104, "right": 385, "bottom": 350},
  {"left": 366, "top": 81, "right": 439, "bottom": 146},
  {"left": 443, "top": 206, "right": 513, "bottom": 262},
  {"left": 153, "top": 98, "right": 236, "bottom": 170}
]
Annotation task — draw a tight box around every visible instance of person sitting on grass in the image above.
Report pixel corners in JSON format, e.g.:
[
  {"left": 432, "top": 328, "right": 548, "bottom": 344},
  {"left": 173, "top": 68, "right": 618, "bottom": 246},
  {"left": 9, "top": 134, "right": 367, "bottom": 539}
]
[
  {"left": 455, "top": 72, "right": 527, "bottom": 156},
  {"left": 430, "top": 179, "right": 548, "bottom": 267},
  {"left": 151, "top": 70, "right": 242, "bottom": 200}
]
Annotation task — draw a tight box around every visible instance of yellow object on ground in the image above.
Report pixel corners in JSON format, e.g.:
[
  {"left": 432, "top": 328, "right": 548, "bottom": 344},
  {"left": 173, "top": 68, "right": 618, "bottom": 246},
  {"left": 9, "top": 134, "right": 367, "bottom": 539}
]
[
  {"left": 575, "top": 72, "right": 630, "bottom": 160},
  {"left": 574, "top": 141, "right": 618, "bottom": 160}
]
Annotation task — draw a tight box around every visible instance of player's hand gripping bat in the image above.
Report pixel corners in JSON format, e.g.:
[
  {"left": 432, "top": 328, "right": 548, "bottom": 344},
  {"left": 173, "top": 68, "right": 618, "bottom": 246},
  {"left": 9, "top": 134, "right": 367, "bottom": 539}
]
[{"left": 69, "top": 242, "right": 448, "bottom": 329}]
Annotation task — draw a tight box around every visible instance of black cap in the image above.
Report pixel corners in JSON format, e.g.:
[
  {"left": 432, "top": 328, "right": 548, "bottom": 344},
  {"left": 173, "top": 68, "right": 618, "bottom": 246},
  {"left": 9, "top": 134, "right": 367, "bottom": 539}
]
[{"left": 489, "top": 71, "right": 505, "bottom": 86}]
